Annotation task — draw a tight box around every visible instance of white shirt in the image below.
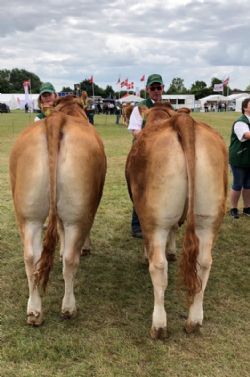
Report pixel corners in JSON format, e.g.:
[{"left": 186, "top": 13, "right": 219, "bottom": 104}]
[
  {"left": 128, "top": 100, "right": 155, "bottom": 132},
  {"left": 234, "top": 114, "right": 250, "bottom": 141},
  {"left": 128, "top": 106, "right": 143, "bottom": 131}
]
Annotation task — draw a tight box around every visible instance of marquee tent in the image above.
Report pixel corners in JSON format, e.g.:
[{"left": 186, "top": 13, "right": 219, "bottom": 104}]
[
  {"left": 118, "top": 94, "right": 144, "bottom": 104},
  {"left": 199, "top": 94, "right": 229, "bottom": 108},
  {"left": 235, "top": 95, "right": 250, "bottom": 112},
  {"left": 0, "top": 93, "right": 39, "bottom": 110}
]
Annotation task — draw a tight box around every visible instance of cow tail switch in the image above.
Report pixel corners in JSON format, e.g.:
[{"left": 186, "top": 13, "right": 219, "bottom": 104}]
[{"left": 175, "top": 114, "right": 202, "bottom": 302}]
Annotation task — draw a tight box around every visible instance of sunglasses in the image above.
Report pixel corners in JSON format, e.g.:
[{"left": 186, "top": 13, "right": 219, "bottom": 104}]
[{"left": 149, "top": 86, "right": 162, "bottom": 91}]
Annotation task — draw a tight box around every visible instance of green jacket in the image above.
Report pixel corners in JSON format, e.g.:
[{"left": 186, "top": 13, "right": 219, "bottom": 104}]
[
  {"left": 36, "top": 112, "right": 46, "bottom": 120},
  {"left": 138, "top": 98, "right": 155, "bottom": 129},
  {"left": 229, "top": 114, "right": 250, "bottom": 167}
]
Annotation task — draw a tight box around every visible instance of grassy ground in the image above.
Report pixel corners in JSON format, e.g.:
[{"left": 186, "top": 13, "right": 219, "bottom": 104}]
[{"left": 1, "top": 110, "right": 249, "bottom": 377}]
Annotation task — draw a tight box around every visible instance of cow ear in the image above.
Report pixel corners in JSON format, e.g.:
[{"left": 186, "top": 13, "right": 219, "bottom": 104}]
[
  {"left": 164, "top": 104, "right": 176, "bottom": 117},
  {"left": 177, "top": 107, "right": 190, "bottom": 114}
]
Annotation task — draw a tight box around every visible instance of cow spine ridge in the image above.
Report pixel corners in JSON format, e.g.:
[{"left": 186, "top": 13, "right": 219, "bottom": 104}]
[{"left": 36, "top": 113, "right": 65, "bottom": 290}]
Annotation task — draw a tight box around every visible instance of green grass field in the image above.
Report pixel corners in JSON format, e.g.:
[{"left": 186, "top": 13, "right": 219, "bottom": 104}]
[{"left": 1, "top": 111, "right": 249, "bottom": 377}]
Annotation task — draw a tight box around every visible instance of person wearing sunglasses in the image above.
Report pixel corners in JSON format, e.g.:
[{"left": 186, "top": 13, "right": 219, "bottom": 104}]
[{"left": 128, "top": 74, "right": 164, "bottom": 238}]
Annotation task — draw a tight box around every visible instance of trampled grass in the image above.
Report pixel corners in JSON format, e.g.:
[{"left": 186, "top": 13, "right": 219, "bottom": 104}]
[{"left": 1, "top": 110, "right": 249, "bottom": 377}]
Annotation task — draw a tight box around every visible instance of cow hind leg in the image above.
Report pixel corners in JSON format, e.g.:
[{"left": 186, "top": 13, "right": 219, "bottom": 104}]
[
  {"left": 23, "top": 221, "right": 44, "bottom": 326},
  {"left": 185, "top": 227, "right": 213, "bottom": 333},
  {"left": 61, "top": 225, "right": 85, "bottom": 318},
  {"left": 147, "top": 230, "right": 168, "bottom": 339},
  {"left": 166, "top": 224, "right": 178, "bottom": 262}
]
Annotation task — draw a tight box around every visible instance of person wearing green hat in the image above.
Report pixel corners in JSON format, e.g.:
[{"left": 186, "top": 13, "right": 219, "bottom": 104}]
[
  {"left": 128, "top": 74, "right": 164, "bottom": 238},
  {"left": 34, "top": 82, "right": 57, "bottom": 121}
]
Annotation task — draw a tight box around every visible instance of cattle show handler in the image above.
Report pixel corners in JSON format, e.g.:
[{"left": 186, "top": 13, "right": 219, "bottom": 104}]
[
  {"left": 128, "top": 73, "right": 165, "bottom": 238},
  {"left": 229, "top": 97, "right": 250, "bottom": 218},
  {"left": 34, "top": 82, "right": 57, "bottom": 122}
]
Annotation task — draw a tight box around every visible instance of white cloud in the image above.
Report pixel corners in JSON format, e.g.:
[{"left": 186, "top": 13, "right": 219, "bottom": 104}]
[{"left": 0, "top": 0, "right": 249, "bottom": 91}]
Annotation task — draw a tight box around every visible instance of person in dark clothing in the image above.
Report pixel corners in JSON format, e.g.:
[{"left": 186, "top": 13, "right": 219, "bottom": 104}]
[{"left": 229, "top": 97, "right": 250, "bottom": 218}]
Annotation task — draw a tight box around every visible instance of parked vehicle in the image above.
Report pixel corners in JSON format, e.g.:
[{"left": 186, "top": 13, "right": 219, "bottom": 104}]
[{"left": 0, "top": 103, "right": 10, "bottom": 113}]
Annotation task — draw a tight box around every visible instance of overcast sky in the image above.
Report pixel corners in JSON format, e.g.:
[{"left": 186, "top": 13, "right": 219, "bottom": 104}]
[{"left": 0, "top": 0, "right": 249, "bottom": 91}]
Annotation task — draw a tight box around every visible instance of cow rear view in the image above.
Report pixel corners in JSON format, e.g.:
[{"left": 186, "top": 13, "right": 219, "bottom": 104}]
[
  {"left": 9, "top": 96, "right": 106, "bottom": 325},
  {"left": 125, "top": 104, "right": 228, "bottom": 338}
]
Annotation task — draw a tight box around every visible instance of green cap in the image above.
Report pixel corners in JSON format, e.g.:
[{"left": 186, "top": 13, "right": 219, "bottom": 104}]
[
  {"left": 146, "top": 74, "right": 163, "bottom": 87},
  {"left": 39, "top": 82, "right": 56, "bottom": 96}
]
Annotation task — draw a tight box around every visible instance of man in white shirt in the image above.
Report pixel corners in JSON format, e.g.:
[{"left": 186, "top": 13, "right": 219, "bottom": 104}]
[{"left": 128, "top": 74, "right": 165, "bottom": 237}]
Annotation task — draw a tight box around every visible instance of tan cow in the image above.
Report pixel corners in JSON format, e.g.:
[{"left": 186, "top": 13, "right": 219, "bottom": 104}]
[
  {"left": 125, "top": 103, "right": 228, "bottom": 339},
  {"left": 9, "top": 96, "right": 106, "bottom": 325},
  {"left": 122, "top": 103, "right": 134, "bottom": 126}
]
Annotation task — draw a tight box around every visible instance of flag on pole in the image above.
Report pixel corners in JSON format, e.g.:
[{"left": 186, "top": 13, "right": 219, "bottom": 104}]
[
  {"left": 213, "top": 83, "right": 223, "bottom": 92},
  {"left": 140, "top": 74, "right": 145, "bottom": 82},
  {"left": 121, "top": 78, "right": 128, "bottom": 88},
  {"left": 223, "top": 77, "right": 230, "bottom": 86},
  {"left": 23, "top": 80, "right": 30, "bottom": 88},
  {"left": 89, "top": 75, "right": 94, "bottom": 84}
]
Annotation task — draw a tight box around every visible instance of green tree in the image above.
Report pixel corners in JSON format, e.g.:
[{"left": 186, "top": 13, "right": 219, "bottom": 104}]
[
  {"left": 0, "top": 69, "right": 11, "bottom": 92},
  {"left": 190, "top": 80, "right": 212, "bottom": 99},
  {"left": 167, "top": 77, "right": 187, "bottom": 94},
  {"left": 60, "top": 86, "right": 74, "bottom": 93},
  {"left": 9, "top": 68, "right": 41, "bottom": 93},
  {"left": 103, "top": 85, "right": 115, "bottom": 98},
  {"left": 80, "top": 79, "right": 105, "bottom": 97},
  {"left": 245, "top": 84, "right": 250, "bottom": 91}
]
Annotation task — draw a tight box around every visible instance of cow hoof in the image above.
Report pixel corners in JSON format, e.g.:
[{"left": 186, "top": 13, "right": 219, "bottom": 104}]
[
  {"left": 166, "top": 253, "right": 177, "bottom": 262},
  {"left": 27, "top": 311, "right": 44, "bottom": 326},
  {"left": 81, "top": 248, "right": 91, "bottom": 257},
  {"left": 61, "top": 309, "right": 77, "bottom": 319},
  {"left": 184, "top": 321, "right": 202, "bottom": 334},
  {"left": 150, "top": 326, "right": 167, "bottom": 340}
]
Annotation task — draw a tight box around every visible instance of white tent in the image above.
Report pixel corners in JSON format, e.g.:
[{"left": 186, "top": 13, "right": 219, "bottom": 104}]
[
  {"left": 118, "top": 94, "right": 144, "bottom": 104},
  {"left": 0, "top": 93, "right": 39, "bottom": 110},
  {"left": 200, "top": 94, "right": 229, "bottom": 107},
  {"left": 235, "top": 95, "right": 250, "bottom": 112}
]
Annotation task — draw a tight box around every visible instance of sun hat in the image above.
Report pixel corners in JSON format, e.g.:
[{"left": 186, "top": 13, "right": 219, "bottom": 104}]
[
  {"left": 146, "top": 74, "right": 163, "bottom": 87},
  {"left": 39, "top": 82, "right": 56, "bottom": 96}
]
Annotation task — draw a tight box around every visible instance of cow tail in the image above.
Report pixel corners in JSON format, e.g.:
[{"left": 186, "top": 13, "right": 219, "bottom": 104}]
[
  {"left": 174, "top": 114, "right": 202, "bottom": 302},
  {"left": 35, "top": 113, "right": 65, "bottom": 291}
]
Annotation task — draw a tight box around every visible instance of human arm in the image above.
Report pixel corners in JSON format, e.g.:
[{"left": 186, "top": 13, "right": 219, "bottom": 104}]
[
  {"left": 234, "top": 122, "right": 250, "bottom": 141},
  {"left": 128, "top": 106, "right": 143, "bottom": 137}
]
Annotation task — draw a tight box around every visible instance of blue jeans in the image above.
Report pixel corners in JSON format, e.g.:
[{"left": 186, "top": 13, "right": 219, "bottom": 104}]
[
  {"left": 231, "top": 165, "right": 250, "bottom": 190},
  {"left": 131, "top": 207, "right": 141, "bottom": 233}
]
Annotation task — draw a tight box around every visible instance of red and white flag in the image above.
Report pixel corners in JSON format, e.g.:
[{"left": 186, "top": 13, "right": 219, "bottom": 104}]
[
  {"left": 89, "top": 75, "right": 94, "bottom": 84},
  {"left": 121, "top": 78, "right": 128, "bottom": 88},
  {"left": 140, "top": 74, "right": 145, "bottom": 82},
  {"left": 23, "top": 80, "right": 30, "bottom": 88},
  {"left": 223, "top": 77, "right": 230, "bottom": 86}
]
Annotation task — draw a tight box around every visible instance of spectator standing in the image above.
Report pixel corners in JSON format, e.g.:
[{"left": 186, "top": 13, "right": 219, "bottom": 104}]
[
  {"left": 34, "top": 82, "right": 57, "bottom": 121},
  {"left": 229, "top": 97, "right": 250, "bottom": 218},
  {"left": 115, "top": 102, "right": 122, "bottom": 124}
]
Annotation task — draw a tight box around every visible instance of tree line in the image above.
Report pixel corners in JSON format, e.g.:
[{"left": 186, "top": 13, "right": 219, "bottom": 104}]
[{"left": 1, "top": 68, "right": 249, "bottom": 100}]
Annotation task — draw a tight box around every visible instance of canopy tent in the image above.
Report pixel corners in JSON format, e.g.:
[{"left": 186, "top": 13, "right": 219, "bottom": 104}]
[
  {"left": 200, "top": 94, "right": 229, "bottom": 107},
  {"left": 226, "top": 93, "right": 248, "bottom": 101},
  {"left": 118, "top": 94, "right": 144, "bottom": 104},
  {"left": 235, "top": 95, "right": 250, "bottom": 112},
  {"left": 0, "top": 93, "right": 39, "bottom": 110}
]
